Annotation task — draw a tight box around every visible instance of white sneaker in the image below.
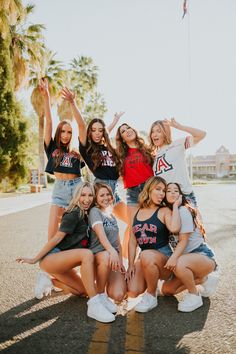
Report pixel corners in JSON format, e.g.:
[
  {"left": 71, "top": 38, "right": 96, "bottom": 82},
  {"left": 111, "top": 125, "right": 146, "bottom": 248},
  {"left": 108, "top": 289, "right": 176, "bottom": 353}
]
[
  {"left": 155, "top": 280, "right": 164, "bottom": 297},
  {"left": 87, "top": 295, "right": 115, "bottom": 323},
  {"left": 178, "top": 292, "right": 203, "bottom": 312},
  {"left": 99, "top": 293, "right": 117, "bottom": 313},
  {"left": 200, "top": 272, "right": 219, "bottom": 297},
  {"left": 34, "top": 271, "right": 53, "bottom": 300},
  {"left": 134, "top": 293, "right": 158, "bottom": 313}
]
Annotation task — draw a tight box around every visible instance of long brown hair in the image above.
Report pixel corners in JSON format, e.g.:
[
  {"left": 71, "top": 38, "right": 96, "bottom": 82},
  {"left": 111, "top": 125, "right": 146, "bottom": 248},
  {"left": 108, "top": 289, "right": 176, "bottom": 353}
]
[
  {"left": 53, "top": 120, "right": 72, "bottom": 167},
  {"left": 165, "top": 182, "right": 206, "bottom": 239},
  {"left": 115, "top": 123, "right": 153, "bottom": 176},
  {"left": 86, "top": 118, "right": 118, "bottom": 171},
  {"left": 138, "top": 176, "right": 167, "bottom": 209}
]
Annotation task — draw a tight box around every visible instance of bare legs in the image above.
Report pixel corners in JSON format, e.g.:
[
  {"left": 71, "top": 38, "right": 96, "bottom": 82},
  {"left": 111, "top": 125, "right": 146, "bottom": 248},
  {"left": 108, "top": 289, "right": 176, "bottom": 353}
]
[
  {"left": 162, "top": 254, "right": 216, "bottom": 295},
  {"left": 40, "top": 249, "right": 97, "bottom": 298},
  {"left": 94, "top": 251, "right": 127, "bottom": 302},
  {"left": 47, "top": 204, "right": 65, "bottom": 240},
  {"left": 121, "top": 205, "right": 138, "bottom": 258},
  {"left": 113, "top": 201, "right": 130, "bottom": 259},
  {"left": 127, "top": 251, "right": 170, "bottom": 297}
]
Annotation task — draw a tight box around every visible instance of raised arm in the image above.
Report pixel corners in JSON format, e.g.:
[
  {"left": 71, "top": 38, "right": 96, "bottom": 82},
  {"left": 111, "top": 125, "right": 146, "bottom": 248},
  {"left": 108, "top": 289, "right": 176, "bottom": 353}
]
[
  {"left": 61, "top": 87, "right": 87, "bottom": 145},
  {"left": 166, "top": 118, "right": 206, "bottom": 145},
  {"left": 163, "top": 197, "right": 182, "bottom": 234},
  {"left": 16, "top": 230, "right": 66, "bottom": 265},
  {"left": 107, "top": 111, "right": 125, "bottom": 134},
  {"left": 39, "top": 78, "right": 52, "bottom": 147}
]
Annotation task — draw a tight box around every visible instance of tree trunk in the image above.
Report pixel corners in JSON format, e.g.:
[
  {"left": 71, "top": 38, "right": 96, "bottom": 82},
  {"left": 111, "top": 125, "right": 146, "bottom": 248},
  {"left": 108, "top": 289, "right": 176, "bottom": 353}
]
[{"left": 38, "top": 114, "right": 47, "bottom": 187}]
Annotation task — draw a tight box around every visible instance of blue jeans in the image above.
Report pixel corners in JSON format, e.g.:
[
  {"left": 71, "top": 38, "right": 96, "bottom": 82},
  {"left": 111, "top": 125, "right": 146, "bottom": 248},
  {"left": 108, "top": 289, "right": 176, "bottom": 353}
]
[
  {"left": 52, "top": 177, "right": 82, "bottom": 208},
  {"left": 190, "top": 243, "right": 215, "bottom": 260},
  {"left": 126, "top": 182, "right": 146, "bottom": 206}
]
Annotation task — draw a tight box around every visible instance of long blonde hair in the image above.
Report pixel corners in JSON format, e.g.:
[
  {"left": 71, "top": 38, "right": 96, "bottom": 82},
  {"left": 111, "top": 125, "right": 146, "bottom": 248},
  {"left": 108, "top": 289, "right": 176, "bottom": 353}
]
[
  {"left": 67, "top": 182, "right": 95, "bottom": 215},
  {"left": 138, "top": 176, "right": 167, "bottom": 209},
  {"left": 149, "top": 120, "right": 172, "bottom": 153}
]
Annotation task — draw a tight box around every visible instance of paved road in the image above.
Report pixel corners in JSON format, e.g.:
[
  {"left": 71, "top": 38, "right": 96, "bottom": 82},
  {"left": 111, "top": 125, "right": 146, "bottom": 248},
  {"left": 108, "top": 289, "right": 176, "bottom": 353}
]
[{"left": 0, "top": 184, "right": 236, "bottom": 353}]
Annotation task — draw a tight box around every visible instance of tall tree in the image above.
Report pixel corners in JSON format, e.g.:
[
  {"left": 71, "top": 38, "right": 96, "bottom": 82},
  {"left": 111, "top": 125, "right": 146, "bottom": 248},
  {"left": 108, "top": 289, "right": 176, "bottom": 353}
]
[
  {"left": 0, "top": 10, "right": 30, "bottom": 188},
  {"left": 57, "top": 56, "right": 106, "bottom": 123},
  {"left": 10, "top": 3, "right": 45, "bottom": 91}
]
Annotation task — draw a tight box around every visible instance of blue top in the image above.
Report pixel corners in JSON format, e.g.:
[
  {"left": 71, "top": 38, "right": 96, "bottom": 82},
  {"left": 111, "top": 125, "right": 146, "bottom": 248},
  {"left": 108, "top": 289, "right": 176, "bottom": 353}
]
[{"left": 132, "top": 207, "right": 169, "bottom": 251}]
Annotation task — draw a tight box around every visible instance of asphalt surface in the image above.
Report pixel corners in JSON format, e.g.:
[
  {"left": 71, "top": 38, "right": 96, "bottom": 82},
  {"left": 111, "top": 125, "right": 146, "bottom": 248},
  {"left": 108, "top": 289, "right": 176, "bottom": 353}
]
[{"left": 0, "top": 184, "right": 236, "bottom": 354}]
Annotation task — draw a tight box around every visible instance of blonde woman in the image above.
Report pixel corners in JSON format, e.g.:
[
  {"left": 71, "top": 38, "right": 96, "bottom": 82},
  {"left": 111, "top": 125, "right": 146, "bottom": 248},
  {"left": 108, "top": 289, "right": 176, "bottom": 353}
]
[
  {"left": 16, "top": 182, "right": 115, "bottom": 323},
  {"left": 149, "top": 118, "right": 206, "bottom": 207}
]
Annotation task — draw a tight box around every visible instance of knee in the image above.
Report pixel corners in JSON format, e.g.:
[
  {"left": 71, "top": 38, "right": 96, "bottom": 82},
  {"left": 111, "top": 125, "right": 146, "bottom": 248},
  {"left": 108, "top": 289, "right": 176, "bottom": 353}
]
[
  {"left": 140, "top": 252, "right": 155, "bottom": 267},
  {"left": 110, "top": 289, "right": 126, "bottom": 303},
  {"left": 82, "top": 249, "right": 94, "bottom": 263},
  {"left": 97, "top": 252, "right": 110, "bottom": 267}
]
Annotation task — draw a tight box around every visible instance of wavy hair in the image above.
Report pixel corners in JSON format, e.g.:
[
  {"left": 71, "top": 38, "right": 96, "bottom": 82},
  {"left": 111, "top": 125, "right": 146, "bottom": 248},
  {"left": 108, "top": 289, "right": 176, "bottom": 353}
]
[
  {"left": 86, "top": 118, "right": 118, "bottom": 171},
  {"left": 67, "top": 182, "right": 95, "bottom": 215},
  {"left": 164, "top": 182, "right": 206, "bottom": 239},
  {"left": 94, "top": 182, "right": 114, "bottom": 205},
  {"left": 138, "top": 176, "right": 167, "bottom": 209},
  {"left": 115, "top": 123, "right": 153, "bottom": 176},
  {"left": 149, "top": 120, "right": 172, "bottom": 154}
]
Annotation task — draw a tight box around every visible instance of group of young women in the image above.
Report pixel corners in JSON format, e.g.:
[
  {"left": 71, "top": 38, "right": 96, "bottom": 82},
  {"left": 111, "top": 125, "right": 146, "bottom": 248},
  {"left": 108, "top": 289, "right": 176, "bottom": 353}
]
[{"left": 16, "top": 78, "right": 218, "bottom": 323}]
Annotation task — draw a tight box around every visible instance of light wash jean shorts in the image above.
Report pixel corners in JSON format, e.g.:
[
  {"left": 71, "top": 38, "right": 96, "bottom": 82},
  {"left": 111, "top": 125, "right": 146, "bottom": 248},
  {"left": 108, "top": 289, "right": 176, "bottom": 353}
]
[
  {"left": 52, "top": 177, "right": 82, "bottom": 208},
  {"left": 190, "top": 243, "right": 215, "bottom": 260},
  {"left": 126, "top": 182, "right": 146, "bottom": 207},
  {"left": 94, "top": 178, "right": 122, "bottom": 205}
]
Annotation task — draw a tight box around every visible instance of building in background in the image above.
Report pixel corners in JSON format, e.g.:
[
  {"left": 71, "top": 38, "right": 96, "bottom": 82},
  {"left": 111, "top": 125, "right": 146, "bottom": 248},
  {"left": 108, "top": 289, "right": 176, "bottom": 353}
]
[{"left": 187, "top": 146, "right": 236, "bottom": 179}]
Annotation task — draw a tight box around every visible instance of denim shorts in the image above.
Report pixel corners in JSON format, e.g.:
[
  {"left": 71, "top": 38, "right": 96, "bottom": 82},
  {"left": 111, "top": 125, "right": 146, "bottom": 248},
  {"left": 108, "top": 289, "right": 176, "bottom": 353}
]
[
  {"left": 157, "top": 244, "right": 173, "bottom": 258},
  {"left": 52, "top": 177, "right": 82, "bottom": 208},
  {"left": 94, "top": 178, "right": 122, "bottom": 205},
  {"left": 47, "top": 247, "right": 61, "bottom": 256},
  {"left": 126, "top": 182, "right": 146, "bottom": 206},
  {"left": 183, "top": 191, "right": 197, "bottom": 208},
  {"left": 190, "top": 243, "right": 215, "bottom": 260}
]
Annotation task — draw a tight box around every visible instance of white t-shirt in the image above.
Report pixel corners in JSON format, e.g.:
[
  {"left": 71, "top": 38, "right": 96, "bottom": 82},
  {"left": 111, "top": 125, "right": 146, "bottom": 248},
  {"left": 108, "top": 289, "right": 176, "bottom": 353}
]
[
  {"left": 152, "top": 137, "right": 194, "bottom": 194},
  {"left": 169, "top": 206, "right": 204, "bottom": 253}
]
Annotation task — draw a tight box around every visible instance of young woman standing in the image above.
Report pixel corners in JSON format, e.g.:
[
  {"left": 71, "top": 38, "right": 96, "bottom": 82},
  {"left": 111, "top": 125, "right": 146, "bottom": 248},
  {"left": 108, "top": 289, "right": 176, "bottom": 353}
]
[
  {"left": 40, "top": 79, "right": 84, "bottom": 239},
  {"left": 149, "top": 118, "right": 206, "bottom": 207}
]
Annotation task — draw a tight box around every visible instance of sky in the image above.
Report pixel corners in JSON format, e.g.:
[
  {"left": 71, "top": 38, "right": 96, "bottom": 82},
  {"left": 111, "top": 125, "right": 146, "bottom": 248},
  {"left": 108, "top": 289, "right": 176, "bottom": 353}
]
[{"left": 23, "top": 0, "right": 236, "bottom": 156}]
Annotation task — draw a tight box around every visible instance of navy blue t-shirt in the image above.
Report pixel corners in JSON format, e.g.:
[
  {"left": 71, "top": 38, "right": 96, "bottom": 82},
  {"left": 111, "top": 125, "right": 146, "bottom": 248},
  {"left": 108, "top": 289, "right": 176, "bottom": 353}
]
[
  {"left": 44, "top": 138, "right": 83, "bottom": 176},
  {"left": 79, "top": 140, "right": 119, "bottom": 180}
]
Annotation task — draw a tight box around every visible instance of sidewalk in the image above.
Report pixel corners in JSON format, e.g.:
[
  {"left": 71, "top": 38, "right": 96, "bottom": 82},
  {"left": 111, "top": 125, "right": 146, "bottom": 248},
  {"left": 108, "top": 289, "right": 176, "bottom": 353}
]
[{"left": 0, "top": 190, "right": 51, "bottom": 216}]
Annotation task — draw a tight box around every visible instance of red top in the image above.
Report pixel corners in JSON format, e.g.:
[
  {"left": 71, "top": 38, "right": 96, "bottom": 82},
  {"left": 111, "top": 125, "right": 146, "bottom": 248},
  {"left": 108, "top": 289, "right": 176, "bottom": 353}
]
[{"left": 123, "top": 148, "right": 153, "bottom": 188}]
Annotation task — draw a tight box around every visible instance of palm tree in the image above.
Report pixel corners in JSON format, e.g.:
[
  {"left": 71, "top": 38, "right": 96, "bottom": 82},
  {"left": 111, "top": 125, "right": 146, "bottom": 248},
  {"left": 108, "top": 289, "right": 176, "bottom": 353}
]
[
  {"left": 0, "top": 0, "right": 24, "bottom": 39},
  {"left": 83, "top": 91, "right": 107, "bottom": 123},
  {"left": 29, "top": 50, "right": 64, "bottom": 185},
  {"left": 10, "top": 3, "right": 45, "bottom": 91},
  {"left": 57, "top": 56, "right": 99, "bottom": 121}
]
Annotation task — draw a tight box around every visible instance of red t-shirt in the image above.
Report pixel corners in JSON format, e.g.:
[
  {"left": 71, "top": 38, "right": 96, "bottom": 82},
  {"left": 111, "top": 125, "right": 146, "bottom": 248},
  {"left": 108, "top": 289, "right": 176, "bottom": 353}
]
[{"left": 123, "top": 148, "right": 153, "bottom": 188}]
